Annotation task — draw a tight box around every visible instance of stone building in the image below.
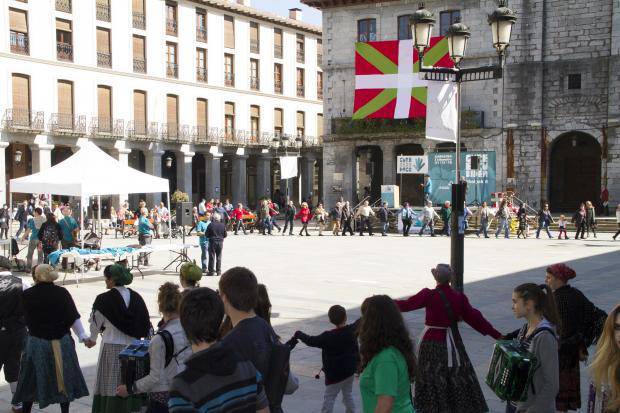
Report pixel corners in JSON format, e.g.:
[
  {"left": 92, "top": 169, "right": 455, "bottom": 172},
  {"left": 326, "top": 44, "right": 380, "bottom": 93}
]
[
  {"left": 1, "top": 0, "right": 323, "bottom": 210},
  {"left": 302, "top": 0, "right": 620, "bottom": 211}
]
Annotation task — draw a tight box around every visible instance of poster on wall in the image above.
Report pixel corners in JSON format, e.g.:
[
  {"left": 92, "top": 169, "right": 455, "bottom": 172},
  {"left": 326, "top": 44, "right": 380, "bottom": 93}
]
[
  {"left": 397, "top": 155, "right": 429, "bottom": 174},
  {"left": 428, "top": 151, "right": 496, "bottom": 205}
]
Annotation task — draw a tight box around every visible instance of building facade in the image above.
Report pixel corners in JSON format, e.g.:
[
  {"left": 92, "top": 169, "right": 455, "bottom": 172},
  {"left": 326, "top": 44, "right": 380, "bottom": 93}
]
[
  {"left": 303, "top": 0, "right": 620, "bottom": 212},
  {"left": 1, "top": 0, "right": 324, "bottom": 210}
]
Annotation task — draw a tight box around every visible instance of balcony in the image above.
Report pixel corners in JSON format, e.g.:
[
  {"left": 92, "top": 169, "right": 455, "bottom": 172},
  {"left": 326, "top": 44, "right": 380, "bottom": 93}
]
[
  {"left": 161, "top": 123, "right": 189, "bottom": 142},
  {"left": 166, "top": 19, "right": 177, "bottom": 36},
  {"left": 192, "top": 125, "right": 208, "bottom": 143},
  {"left": 96, "top": 2, "right": 111, "bottom": 22},
  {"left": 148, "top": 121, "right": 159, "bottom": 139},
  {"left": 2, "top": 109, "right": 44, "bottom": 133},
  {"left": 56, "top": 42, "right": 73, "bottom": 61},
  {"left": 196, "top": 67, "right": 208, "bottom": 83},
  {"left": 166, "top": 62, "right": 178, "bottom": 78},
  {"left": 90, "top": 117, "right": 113, "bottom": 136},
  {"left": 302, "top": 135, "right": 323, "bottom": 148},
  {"left": 274, "top": 45, "right": 283, "bottom": 59},
  {"left": 133, "top": 58, "right": 146, "bottom": 73},
  {"left": 97, "top": 52, "right": 112, "bottom": 68},
  {"left": 196, "top": 27, "right": 207, "bottom": 43},
  {"left": 50, "top": 113, "right": 86, "bottom": 135},
  {"left": 274, "top": 82, "right": 283, "bottom": 94},
  {"left": 250, "top": 77, "right": 259, "bottom": 90},
  {"left": 55, "top": 0, "right": 71, "bottom": 13},
  {"left": 297, "top": 85, "right": 305, "bottom": 98},
  {"left": 296, "top": 49, "right": 305, "bottom": 64},
  {"left": 10, "top": 32, "right": 29, "bottom": 55},
  {"left": 250, "top": 39, "right": 259, "bottom": 54},
  {"left": 224, "top": 72, "right": 234, "bottom": 87},
  {"left": 132, "top": 12, "right": 145, "bottom": 29}
]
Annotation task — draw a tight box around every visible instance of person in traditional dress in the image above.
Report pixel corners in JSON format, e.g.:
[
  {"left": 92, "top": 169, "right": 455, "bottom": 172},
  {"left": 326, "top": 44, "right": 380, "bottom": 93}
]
[
  {"left": 587, "top": 303, "right": 620, "bottom": 413},
  {"left": 545, "top": 263, "right": 607, "bottom": 412},
  {"left": 12, "top": 265, "right": 90, "bottom": 413},
  {"left": 179, "top": 262, "right": 202, "bottom": 292},
  {"left": 89, "top": 264, "right": 151, "bottom": 413},
  {"left": 394, "top": 264, "right": 501, "bottom": 413}
]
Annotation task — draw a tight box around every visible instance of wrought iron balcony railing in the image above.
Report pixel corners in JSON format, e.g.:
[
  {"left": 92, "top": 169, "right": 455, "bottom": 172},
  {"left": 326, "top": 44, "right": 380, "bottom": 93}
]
[
  {"left": 57, "top": 42, "right": 73, "bottom": 61},
  {"left": 148, "top": 121, "right": 159, "bottom": 139},
  {"left": 296, "top": 49, "right": 305, "bottom": 63},
  {"left": 90, "top": 116, "right": 113, "bottom": 135},
  {"left": 2, "top": 109, "right": 44, "bottom": 132},
  {"left": 97, "top": 52, "right": 112, "bottom": 68},
  {"left": 132, "top": 12, "right": 145, "bottom": 29},
  {"left": 55, "top": 0, "right": 71, "bottom": 13},
  {"left": 302, "top": 135, "right": 323, "bottom": 148},
  {"left": 166, "top": 19, "right": 177, "bottom": 36},
  {"left": 50, "top": 113, "right": 86, "bottom": 135},
  {"left": 133, "top": 58, "right": 146, "bottom": 73},
  {"left": 196, "top": 27, "right": 207, "bottom": 42},
  {"left": 250, "top": 39, "right": 259, "bottom": 54},
  {"left": 274, "top": 82, "right": 283, "bottom": 94},
  {"left": 10, "top": 32, "right": 28, "bottom": 55},
  {"left": 224, "top": 72, "right": 234, "bottom": 86},
  {"left": 127, "top": 120, "right": 147, "bottom": 140},
  {"left": 196, "top": 67, "right": 208, "bottom": 83},
  {"left": 96, "top": 2, "right": 111, "bottom": 22},
  {"left": 274, "top": 45, "right": 283, "bottom": 59},
  {"left": 113, "top": 119, "right": 125, "bottom": 137},
  {"left": 250, "top": 77, "right": 259, "bottom": 90},
  {"left": 166, "top": 62, "right": 178, "bottom": 78},
  {"left": 318, "top": 88, "right": 323, "bottom": 100},
  {"left": 297, "top": 85, "right": 305, "bottom": 97}
]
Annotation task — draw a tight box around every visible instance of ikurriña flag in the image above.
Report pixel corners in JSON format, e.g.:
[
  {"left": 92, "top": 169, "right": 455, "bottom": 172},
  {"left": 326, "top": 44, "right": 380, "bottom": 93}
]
[{"left": 353, "top": 37, "right": 453, "bottom": 120}]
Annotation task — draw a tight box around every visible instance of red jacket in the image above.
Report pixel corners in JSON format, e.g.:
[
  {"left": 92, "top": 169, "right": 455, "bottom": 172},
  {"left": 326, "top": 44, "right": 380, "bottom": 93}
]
[
  {"left": 295, "top": 207, "right": 312, "bottom": 223},
  {"left": 231, "top": 208, "right": 249, "bottom": 221},
  {"left": 268, "top": 202, "right": 279, "bottom": 217}
]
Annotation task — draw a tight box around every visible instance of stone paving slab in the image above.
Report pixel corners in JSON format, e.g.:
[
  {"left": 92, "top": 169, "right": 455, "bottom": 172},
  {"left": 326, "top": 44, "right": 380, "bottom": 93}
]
[{"left": 1, "top": 230, "right": 618, "bottom": 412}]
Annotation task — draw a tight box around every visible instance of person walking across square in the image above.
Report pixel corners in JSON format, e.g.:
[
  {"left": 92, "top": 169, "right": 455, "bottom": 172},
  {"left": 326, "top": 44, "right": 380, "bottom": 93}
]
[{"left": 206, "top": 213, "right": 227, "bottom": 276}]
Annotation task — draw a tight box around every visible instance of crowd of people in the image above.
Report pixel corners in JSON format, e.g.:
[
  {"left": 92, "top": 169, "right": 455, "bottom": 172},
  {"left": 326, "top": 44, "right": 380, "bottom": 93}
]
[{"left": 0, "top": 256, "right": 617, "bottom": 413}]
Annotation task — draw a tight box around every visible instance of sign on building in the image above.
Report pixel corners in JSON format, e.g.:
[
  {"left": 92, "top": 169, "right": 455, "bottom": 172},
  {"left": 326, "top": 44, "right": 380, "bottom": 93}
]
[{"left": 397, "top": 155, "right": 429, "bottom": 174}]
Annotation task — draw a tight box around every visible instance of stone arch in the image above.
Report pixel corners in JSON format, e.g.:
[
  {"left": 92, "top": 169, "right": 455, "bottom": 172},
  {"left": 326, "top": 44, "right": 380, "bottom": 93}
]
[
  {"left": 355, "top": 145, "right": 382, "bottom": 204},
  {"left": 549, "top": 131, "right": 601, "bottom": 211},
  {"left": 395, "top": 143, "right": 424, "bottom": 206}
]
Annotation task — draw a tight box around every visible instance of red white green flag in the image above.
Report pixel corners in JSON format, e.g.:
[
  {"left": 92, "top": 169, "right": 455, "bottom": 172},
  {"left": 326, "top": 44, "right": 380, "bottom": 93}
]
[{"left": 353, "top": 37, "right": 453, "bottom": 119}]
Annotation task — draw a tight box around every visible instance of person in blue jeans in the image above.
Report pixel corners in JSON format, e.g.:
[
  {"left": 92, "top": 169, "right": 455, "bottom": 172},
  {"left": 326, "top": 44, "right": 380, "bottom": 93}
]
[
  {"left": 196, "top": 212, "right": 211, "bottom": 273},
  {"left": 495, "top": 200, "right": 511, "bottom": 238},
  {"left": 536, "top": 203, "right": 554, "bottom": 239}
]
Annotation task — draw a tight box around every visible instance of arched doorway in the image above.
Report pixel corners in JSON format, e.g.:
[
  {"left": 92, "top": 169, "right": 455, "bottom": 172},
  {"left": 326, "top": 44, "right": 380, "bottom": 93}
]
[
  {"left": 355, "top": 146, "right": 382, "bottom": 204},
  {"left": 395, "top": 144, "right": 424, "bottom": 206},
  {"left": 549, "top": 132, "right": 601, "bottom": 211}
]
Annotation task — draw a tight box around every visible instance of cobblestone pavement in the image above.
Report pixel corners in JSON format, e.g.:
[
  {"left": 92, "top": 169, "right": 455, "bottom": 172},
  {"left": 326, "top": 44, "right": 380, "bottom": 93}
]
[{"left": 1, "top": 229, "right": 618, "bottom": 412}]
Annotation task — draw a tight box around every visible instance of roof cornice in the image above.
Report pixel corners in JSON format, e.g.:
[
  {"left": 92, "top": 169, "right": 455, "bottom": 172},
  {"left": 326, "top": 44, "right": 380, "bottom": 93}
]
[{"left": 301, "top": 0, "right": 399, "bottom": 10}]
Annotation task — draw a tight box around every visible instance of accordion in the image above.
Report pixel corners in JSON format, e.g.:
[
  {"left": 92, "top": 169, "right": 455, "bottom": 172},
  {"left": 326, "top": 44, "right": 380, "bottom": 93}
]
[
  {"left": 119, "top": 339, "right": 151, "bottom": 391},
  {"left": 485, "top": 340, "right": 538, "bottom": 402}
]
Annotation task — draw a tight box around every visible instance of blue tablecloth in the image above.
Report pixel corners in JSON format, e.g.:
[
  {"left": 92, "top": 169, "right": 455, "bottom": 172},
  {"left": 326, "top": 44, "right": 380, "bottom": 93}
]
[{"left": 48, "top": 246, "right": 137, "bottom": 267}]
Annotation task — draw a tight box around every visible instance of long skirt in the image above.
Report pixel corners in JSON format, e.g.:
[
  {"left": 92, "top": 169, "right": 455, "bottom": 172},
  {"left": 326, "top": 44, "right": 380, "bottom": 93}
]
[
  {"left": 12, "top": 333, "right": 89, "bottom": 409},
  {"left": 92, "top": 343, "right": 147, "bottom": 413},
  {"left": 415, "top": 339, "right": 488, "bottom": 413},
  {"left": 556, "top": 351, "right": 581, "bottom": 411}
]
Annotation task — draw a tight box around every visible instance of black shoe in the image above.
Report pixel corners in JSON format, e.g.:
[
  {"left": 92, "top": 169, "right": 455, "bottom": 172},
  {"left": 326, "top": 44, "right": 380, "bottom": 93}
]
[
  {"left": 216, "top": 271, "right": 221, "bottom": 277},
  {"left": 207, "top": 272, "right": 216, "bottom": 276},
  {"left": 306, "top": 233, "right": 311, "bottom": 236}
]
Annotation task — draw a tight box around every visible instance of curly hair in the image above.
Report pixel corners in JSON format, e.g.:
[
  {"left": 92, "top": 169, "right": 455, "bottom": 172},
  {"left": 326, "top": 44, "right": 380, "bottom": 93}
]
[
  {"left": 158, "top": 282, "right": 182, "bottom": 314},
  {"left": 358, "top": 295, "right": 416, "bottom": 381}
]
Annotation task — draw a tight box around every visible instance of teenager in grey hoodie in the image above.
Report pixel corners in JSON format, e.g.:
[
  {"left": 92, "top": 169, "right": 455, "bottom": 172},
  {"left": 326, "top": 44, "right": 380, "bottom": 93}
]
[{"left": 508, "top": 283, "right": 560, "bottom": 413}]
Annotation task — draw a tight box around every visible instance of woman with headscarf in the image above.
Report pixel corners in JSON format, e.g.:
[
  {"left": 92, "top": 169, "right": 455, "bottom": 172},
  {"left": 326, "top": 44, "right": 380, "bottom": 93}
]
[
  {"left": 179, "top": 262, "right": 202, "bottom": 292},
  {"left": 89, "top": 264, "right": 151, "bottom": 413},
  {"left": 12, "top": 265, "right": 90, "bottom": 413},
  {"left": 545, "top": 263, "right": 607, "bottom": 412}
]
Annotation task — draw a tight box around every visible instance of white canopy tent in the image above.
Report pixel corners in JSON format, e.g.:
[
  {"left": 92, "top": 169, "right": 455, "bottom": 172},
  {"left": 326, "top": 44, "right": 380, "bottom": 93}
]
[{"left": 9, "top": 141, "right": 170, "bottom": 245}]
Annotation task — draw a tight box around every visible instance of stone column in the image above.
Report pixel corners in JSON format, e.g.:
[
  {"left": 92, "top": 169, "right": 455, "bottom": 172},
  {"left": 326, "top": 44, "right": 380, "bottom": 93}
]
[
  {"left": 0, "top": 142, "right": 8, "bottom": 205},
  {"left": 256, "top": 154, "right": 272, "bottom": 202},
  {"left": 176, "top": 150, "right": 194, "bottom": 203},
  {"left": 204, "top": 152, "right": 222, "bottom": 201},
  {"left": 380, "top": 143, "right": 396, "bottom": 185},
  {"left": 30, "top": 143, "right": 54, "bottom": 174},
  {"left": 145, "top": 150, "right": 164, "bottom": 206},
  {"left": 301, "top": 154, "right": 316, "bottom": 204},
  {"left": 232, "top": 154, "right": 248, "bottom": 205}
]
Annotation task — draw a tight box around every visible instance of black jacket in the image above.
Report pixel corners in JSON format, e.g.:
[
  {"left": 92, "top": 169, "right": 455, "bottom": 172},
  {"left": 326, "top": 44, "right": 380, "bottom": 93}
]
[
  {"left": 284, "top": 205, "right": 296, "bottom": 219},
  {"left": 378, "top": 207, "right": 391, "bottom": 222},
  {"left": 206, "top": 221, "right": 228, "bottom": 242}
]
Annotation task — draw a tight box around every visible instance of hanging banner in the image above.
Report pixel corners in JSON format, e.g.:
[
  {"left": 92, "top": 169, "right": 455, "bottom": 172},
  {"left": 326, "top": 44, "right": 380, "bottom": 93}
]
[
  {"left": 425, "top": 81, "right": 458, "bottom": 142},
  {"left": 279, "top": 156, "right": 298, "bottom": 179},
  {"left": 397, "top": 155, "right": 428, "bottom": 174},
  {"left": 427, "top": 151, "right": 496, "bottom": 205}
]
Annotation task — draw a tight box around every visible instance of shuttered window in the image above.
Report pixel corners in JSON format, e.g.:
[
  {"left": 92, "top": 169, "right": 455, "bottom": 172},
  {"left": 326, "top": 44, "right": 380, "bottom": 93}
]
[
  {"left": 196, "top": 48, "right": 206, "bottom": 69},
  {"left": 224, "top": 101, "right": 235, "bottom": 135},
  {"left": 250, "top": 105, "right": 260, "bottom": 137},
  {"left": 317, "top": 114, "right": 323, "bottom": 136},
  {"left": 9, "top": 9, "right": 28, "bottom": 33},
  {"left": 56, "top": 19, "right": 72, "bottom": 32},
  {"left": 96, "top": 27, "right": 110, "bottom": 53},
  {"left": 225, "top": 102, "right": 235, "bottom": 116},
  {"left": 250, "top": 21, "right": 259, "bottom": 53},
  {"left": 250, "top": 105, "right": 260, "bottom": 118},
  {"left": 274, "top": 28, "right": 283, "bottom": 58},
  {"left": 197, "top": 98, "right": 208, "bottom": 129},
  {"left": 166, "top": 42, "right": 177, "bottom": 64},
  {"left": 296, "top": 111, "right": 305, "bottom": 136},
  {"left": 274, "top": 108, "right": 283, "bottom": 128},
  {"left": 132, "top": 0, "right": 144, "bottom": 13},
  {"left": 57, "top": 80, "right": 73, "bottom": 115},
  {"left": 166, "top": 95, "right": 178, "bottom": 125},
  {"left": 224, "top": 15, "right": 234, "bottom": 49},
  {"left": 97, "top": 85, "right": 112, "bottom": 130},
  {"left": 133, "top": 35, "right": 145, "bottom": 59},
  {"left": 133, "top": 90, "right": 147, "bottom": 131},
  {"left": 12, "top": 74, "right": 30, "bottom": 111}
]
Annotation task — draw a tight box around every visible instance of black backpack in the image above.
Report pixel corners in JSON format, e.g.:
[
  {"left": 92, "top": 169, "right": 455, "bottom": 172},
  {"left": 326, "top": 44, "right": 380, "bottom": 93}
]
[{"left": 156, "top": 330, "right": 189, "bottom": 368}]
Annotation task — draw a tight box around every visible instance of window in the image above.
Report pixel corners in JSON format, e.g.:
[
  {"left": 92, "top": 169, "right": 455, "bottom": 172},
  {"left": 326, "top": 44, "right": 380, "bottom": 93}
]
[
  {"left": 132, "top": 0, "right": 145, "bottom": 29},
  {"left": 166, "top": 2, "right": 177, "bottom": 36},
  {"left": 274, "top": 108, "right": 283, "bottom": 136},
  {"left": 274, "top": 28, "right": 283, "bottom": 58},
  {"left": 56, "top": 0, "right": 71, "bottom": 13},
  {"left": 57, "top": 80, "right": 74, "bottom": 128},
  {"left": 317, "top": 113, "right": 323, "bottom": 137},
  {"left": 9, "top": 9, "right": 28, "bottom": 55},
  {"left": 96, "top": 0, "right": 110, "bottom": 22},
  {"left": 250, "top": 105, "right": 260, "bottom": 140},
  {"left": 133, "top": 35, "right": 146, "bottom": 73},
  {"left": 166, "top": 94, "right": 178, "bottom": 137},
  {"left": 296, "top": 68, "right": 305, "bottom": 97},
  {"left": 133, "top": 90, "right": 147, "bottom": 135},
  {"left": 296, "top": 33, "right": 305, "bottom": 63},
  {"left": 567, "top": 74, "right": 581, "bottom": 90},
  {"left": 56, "top": 19, "right": 73, "bottom": 61},
  {"left": 250, "top": 59, "right": 259, "bottom": 90},
  {"left": 296, "top": 111, "right": 305, "bottom": 137},
  {"left": 274, "top": 63, "right": 283, "bottom": 94},
  {"left": 11, "top": 74, "right": 30, "bottom": 126},
  {"left": 250, "top": 22, "right": 259, "bottom": 53},
  {"left": 440, "top": 10, "right": 461, "bottom": 36},
  {"left": 224, "top": 102, "right": 235, "bottom": 138},
  {"left": 96, "top": 27, "right": 111, "bottom": 68},
  {"left": 398, "top": 15, "right": 412, "bottom": 40},
  {"left": 224, "top": 53, "right": 234, "bottom": 86},
  {"left": 196, "top": 98, "right": 208, "bottom": 138},
  {"left": 196, "top": 9, "right": 207, "bottom": 42},
  {"left": 317, "top": 38, "right": 322, "bottom": 66},
  {"left": 317, "top": 72, "right": 323, "bottom": 100},
  {"left": 166, "top": 42, "right": 177, "bottom": 78},
  {"left": 196, "top": 48, "right": 207, "bottom": 82},
  {"left": 97, "top": 85, "right": 112, "bottom": 132},
  {"left": 357, "top": 19, "right": 376, "bottom": 42},
  {"left": 224, "top": 15, "right": 235, "bottom": 49}
]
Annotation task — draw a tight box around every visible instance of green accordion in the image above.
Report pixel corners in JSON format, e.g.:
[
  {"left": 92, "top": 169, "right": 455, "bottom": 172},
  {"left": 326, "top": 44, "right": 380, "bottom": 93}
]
[{"left": 485, "top": 340, "right": 538, "bottom": 402}]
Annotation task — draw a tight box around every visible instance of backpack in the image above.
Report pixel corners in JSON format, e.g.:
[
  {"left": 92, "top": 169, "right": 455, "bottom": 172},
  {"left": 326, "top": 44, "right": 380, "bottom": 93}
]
[
  {"left": 40, "top": 223, "right": 60, "bottom": 250},
  {"left": 156, "top": 329, "right": 189, "bottom": 368}
]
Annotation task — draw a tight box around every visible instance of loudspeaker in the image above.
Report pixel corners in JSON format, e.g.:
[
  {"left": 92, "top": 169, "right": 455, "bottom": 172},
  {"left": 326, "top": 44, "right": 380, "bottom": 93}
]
[{"left": 175, "top": 202, "right": 193, "bottom": 226}]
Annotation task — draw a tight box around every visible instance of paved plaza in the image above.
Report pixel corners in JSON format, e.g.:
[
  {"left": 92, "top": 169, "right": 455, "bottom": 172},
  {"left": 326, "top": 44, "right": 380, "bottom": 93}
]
[{"left": 1, "top": 229, "right": 619, "bottom": 412}]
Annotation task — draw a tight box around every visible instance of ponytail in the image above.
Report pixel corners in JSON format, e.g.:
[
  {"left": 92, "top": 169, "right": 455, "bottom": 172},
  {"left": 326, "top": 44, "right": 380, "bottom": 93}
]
[{"left": 514, "top": 283, "right": 561, "bottom": 333}]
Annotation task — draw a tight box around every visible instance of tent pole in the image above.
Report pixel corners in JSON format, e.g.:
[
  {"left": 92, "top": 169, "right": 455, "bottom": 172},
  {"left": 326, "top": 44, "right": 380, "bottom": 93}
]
[
  {"left": 80, "top": 199, "right": 84, "bottom": 249},
  {"left": 166, "top": 191, "right": 171, "bottom": 244},
  {"left": 97, "top": 195, "right": 101, "bottom": 236},
  {"left": 9, "top": 192, "right": 13, "bottom": 242}
]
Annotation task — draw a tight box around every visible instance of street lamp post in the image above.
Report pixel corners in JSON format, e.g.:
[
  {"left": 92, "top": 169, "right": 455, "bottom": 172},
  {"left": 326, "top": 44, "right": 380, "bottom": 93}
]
[{"left": 411, "top": 0, "right": 516, "bottom": 291}]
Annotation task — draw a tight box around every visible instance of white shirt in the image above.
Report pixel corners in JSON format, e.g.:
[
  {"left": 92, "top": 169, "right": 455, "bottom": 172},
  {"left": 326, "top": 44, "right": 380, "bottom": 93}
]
[{"left": 358, "top": 206, "right": 374, "bottom": 217}]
